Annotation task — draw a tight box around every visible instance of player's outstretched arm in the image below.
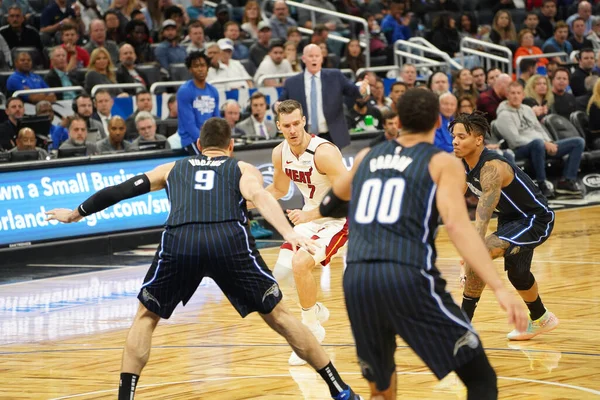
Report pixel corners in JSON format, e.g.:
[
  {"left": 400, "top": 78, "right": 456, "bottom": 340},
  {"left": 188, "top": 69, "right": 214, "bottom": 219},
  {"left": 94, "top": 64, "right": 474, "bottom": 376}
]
[
  {"left": 239, "top": 161, "right": 318, "bottom": 254},
  {"left": 431, "top": 153, "right": 528, "bottom": 332},
  {"left": 46, "top": 162, "right": 175, "bottom": 224},
  {"left": 247, "top": 144, "right": 291, "bottom": 209}
]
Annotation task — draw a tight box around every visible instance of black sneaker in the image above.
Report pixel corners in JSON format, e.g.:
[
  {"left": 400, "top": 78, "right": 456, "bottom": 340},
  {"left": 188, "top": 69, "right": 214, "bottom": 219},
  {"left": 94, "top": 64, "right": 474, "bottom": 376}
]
[
  {"left": 537, "top": 181, "right": 555, "bottom": 199},
  {"left": 555, "top": 179, "right": 582, "bottom": 195}
]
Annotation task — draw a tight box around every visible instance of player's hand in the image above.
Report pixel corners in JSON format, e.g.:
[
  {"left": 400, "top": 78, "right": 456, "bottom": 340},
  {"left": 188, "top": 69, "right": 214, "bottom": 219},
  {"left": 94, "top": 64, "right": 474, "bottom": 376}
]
[
  {"left": 493, "top": 287, "right": 529, "bottom": 333},
  {"left": 283, "top": 232, "right": 321, "bottom": 255},
  {"left": 286, "top": 209, "right": 311, "bottom": 225},
  {"left": 46, "top": 208, "right": 83, "bottom": 223}
]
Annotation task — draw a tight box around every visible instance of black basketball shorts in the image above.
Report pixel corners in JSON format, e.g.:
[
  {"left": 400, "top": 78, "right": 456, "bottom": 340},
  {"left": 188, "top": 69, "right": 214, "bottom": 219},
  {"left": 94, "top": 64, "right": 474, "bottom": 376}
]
[
  {"left": 138, "top": 221, "right": 282, "bottom": 319},
  {"left": 344, "top": 262, "right": 484, "bottom": 391}
]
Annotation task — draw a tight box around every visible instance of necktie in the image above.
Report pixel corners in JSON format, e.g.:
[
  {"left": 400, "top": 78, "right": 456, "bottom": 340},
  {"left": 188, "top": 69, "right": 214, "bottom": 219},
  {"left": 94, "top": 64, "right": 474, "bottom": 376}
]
[
  {"left": 310, "top": 74, "right": 319, "bottom": 134},
  {"left": 259, "top": 124, "right": 267, "bottom": 138}
]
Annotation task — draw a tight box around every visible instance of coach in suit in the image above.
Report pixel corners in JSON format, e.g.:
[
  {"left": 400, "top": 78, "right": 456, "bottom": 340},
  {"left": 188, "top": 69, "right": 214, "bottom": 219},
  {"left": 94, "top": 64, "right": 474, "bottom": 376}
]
[{"left": 277, "top": 44, "right": 369, "bottom": 148}]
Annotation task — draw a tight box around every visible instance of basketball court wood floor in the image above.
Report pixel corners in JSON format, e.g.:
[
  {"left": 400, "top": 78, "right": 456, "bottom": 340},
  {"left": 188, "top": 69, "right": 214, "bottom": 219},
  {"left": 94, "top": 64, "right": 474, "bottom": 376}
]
[{"left": 1, "top": 206, "right": 599, "bottom": 399}]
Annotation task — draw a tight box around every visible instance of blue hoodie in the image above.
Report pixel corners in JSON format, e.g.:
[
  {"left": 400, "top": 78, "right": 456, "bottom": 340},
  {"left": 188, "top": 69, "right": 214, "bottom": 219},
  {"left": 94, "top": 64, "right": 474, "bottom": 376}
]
[{"left": 434, "top": 114, "right": 454, "bottom": 153}]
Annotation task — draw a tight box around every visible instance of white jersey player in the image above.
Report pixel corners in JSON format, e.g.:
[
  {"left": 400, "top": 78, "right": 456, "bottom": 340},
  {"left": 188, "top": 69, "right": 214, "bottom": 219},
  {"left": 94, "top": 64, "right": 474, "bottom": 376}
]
[{"left": 266, "top": 100, "right": 348, "bottom": 366}]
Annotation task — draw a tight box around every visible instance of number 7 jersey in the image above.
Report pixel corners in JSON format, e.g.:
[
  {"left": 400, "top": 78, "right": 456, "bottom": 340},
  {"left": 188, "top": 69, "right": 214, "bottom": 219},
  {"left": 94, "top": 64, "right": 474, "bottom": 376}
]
[
  {"left": 165, "top": 155, "right": 249, "bottom": 227},
  {"left": 347, "top": 140, "right": 442, "bottom": 267},
  {"left": 281, "top": 135, "right": 342, "bottom": 224}
]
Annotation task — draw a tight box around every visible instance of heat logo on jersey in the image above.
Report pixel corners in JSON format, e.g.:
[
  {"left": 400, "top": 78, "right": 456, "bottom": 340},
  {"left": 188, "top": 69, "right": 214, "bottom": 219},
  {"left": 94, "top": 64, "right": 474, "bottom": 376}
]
[{"left": 284, "top": 167, "right": 313, "bottom": 185}]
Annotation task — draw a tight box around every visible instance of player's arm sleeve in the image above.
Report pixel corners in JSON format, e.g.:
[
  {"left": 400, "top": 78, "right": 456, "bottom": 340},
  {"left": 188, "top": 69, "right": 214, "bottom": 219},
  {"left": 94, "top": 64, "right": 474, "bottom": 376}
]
[
  {"left": 77, "top": 174, "right": 152, "bottom": 216},
  {"left": 320, "top": 189, "right": 349, "bottom": 218}
]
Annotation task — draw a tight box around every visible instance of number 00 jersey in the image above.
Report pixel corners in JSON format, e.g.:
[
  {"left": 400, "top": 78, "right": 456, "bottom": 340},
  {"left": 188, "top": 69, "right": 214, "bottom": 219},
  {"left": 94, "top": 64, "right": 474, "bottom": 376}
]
[
  {"left": 281, "top": 135, "right": 342, "bottom": 224},
  {"left": 165, "top": 155, "right": 248, "bottom": 227},
  {"left": 347, "top": 141, "right": 442, "bottom": 267}
]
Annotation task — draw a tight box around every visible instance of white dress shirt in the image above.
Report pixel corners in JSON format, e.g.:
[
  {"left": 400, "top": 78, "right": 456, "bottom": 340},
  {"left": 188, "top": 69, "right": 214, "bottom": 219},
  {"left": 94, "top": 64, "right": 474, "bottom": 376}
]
[
  {"left": 252, "top": 115, "right": 269, "bottom": 138},
  {"left": 254, "top": 56, "right": 293, "bottom": 83},
  {"left": 304, "top": 70, "right": 328, "bottom": 133},
  {"left": 98, "top": 112, "right": 111, "bottom": 138}
]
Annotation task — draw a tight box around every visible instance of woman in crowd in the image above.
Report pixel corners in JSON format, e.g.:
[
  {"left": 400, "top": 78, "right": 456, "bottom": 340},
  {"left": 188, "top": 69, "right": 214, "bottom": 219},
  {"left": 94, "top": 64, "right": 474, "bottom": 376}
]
[
  {"left": 340, "top": 39, "right": 365, "bottom": 74},
  {"left": 241, "top": 1, "right": 263, "bottom": 39},
  {"left": 488, "top": 10, "right": 517, "bottom": 45},
  {"left": 514, "top": 28, "right": 547, "bottom": 69},
  {"left": 429, "top": 12, "right": 461, "bottom": 57},
  {"left": 284, "top": 41, "right": 302, "bottom": 72},
  {"left": 372, "top": 78, "right": 392, "bottom": 112},
  {"left": 453, "top": 68, "right": 479, "bottom": 99},
  {"left": 523, "top": 74, "right": 553, "bottom": 122},
  {"left": 84, "top": 48, "right": 127, "bottom": 97},
  {"left": 456, "top": 94, "right": 476, "bottom": 116}
]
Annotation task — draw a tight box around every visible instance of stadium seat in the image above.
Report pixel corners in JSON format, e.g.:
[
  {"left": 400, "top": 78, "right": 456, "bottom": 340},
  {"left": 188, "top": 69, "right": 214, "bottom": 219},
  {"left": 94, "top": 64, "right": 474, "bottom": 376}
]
[
  {"left": 73, "top": 68, "right": 88, "bottom": 86},
  {"left": 240, "top": 58, "right": 256, "bottom": 77},
  {"left": 476, "top": 9, "right": 494, "bottom": 25},
  {"left": 168, "top": 63, "right": 192, "bottom": 81},
  {"left": 12, "top": 47, "right": 46, "bottom": 69},
  {"left": 570, "top": 111, "right": 591, "bottom": 143},
  {"left": 0, "top": 70, "right": 13, "bottom": 95},
  {"left": 544, "top": 114, "right": 584, "bottom": 141},
  {"left": 370, "top": 55, "right": 388, "bottom": 67},
  {"left": 29, "top": 0, "right": 48, "bottom": 13},
  {"left": 136, "top": 63, "right": 162, "bottom": 89},
  {"left": 509, "top": 9, "right": 527, "bottom": 31},
  {"left": 327, "top": 54, "right": 340, "bottom": 69}
]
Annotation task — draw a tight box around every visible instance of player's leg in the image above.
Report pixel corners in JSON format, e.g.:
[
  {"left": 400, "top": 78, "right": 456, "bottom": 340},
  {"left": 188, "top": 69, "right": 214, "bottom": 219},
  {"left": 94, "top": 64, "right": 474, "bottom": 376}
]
[
  {"left": 118, "top": 302, "right": 160, "bottom": 399},
  {"left": 505, "top": 249, "right": 559, "bottom": 340},
  {"left": 260, "top": 303, "right": 361, "bottom": 399},
  {"left": 454, "top": 352, "right": 498, "bottom": 400},
  {"left": 461, "top": 233, "right": 509, "bottom": 321}
]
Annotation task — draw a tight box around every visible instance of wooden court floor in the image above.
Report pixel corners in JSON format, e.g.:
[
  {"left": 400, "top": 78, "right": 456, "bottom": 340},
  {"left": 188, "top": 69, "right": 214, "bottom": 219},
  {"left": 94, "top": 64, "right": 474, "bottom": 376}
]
[{"left": 1, "top": 206, "right": 599, "bottom": 399}]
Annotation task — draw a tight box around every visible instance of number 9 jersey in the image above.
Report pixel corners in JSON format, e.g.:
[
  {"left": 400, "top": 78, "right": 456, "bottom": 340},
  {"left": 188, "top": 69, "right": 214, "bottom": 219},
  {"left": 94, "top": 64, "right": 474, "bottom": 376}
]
[
  {"left": 347, "top": 140, "right": 442, "bottom": 267},
  {"left": 165, "top": 155, "right": 249, "bottom": 227}
]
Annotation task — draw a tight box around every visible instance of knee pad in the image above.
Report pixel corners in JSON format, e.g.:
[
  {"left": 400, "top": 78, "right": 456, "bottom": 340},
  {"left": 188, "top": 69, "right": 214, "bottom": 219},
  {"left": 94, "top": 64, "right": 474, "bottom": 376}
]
[{"left": 507, "top": 269, "right": 535, "bottom": 291}]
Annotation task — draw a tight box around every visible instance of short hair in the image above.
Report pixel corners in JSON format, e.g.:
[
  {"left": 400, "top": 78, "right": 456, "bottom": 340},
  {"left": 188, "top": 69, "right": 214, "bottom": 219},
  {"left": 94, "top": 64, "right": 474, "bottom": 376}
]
[
  {"left": 579, "top": 47, "right": 595, "bottom": 58},
  {"left": 277, "top": 99, "right": 304, "bottom": 118},
  {"left": 542, "top": 0, "right": 556, "bottom": 5},
  {"left": 7, "top": 5, "right": 22, "bottom": 14},
  {"left": 222, "top": 99, "right": 240, "bottom": 111},
  {"left": 224, "top": 21, "right": 239, "bottom": 30},
  {"left": 396, "top": 89, "right": 439, "bottom": 134},
  {"left": 381, "top": 109, "right": 398, "bottom": 123},
  {"left": 164, "top": 5, "right": 182, "bottom": 19},
  {"left": 313, "top": 24, "right": 329, "bottom": 36},
  {"left": 60, "top": 23, "right": 77, "bottom": 33},
  {"left": 427, "top": 71, "right": 447, "bottom": 89},
  {"left": 135, "top": 89, "right": 151, "bottom": 100},
  {"left": 94, "top": 89, "right": 111, "bottom": 98},
  {"left": 188, "top": 21, "right": 204, "bottom": 31},
  {"left": 269, "top": 41, "right": 285, "bottom": 51},
  {"left": 135, "top": 111, "right": 155, "bottom": 124},
  {"left": 185, "top": 50, "right": 210, "bottom": 68},
  {"left": 449, "top": 111, "right": 489, "bottom": 137},
  {"left": 552, "top": 66, "right": 570, "bottom": 80},
  {"left": 250, "top": 91, "right": 267, "bottom": 104},
  {"left": 131, "top": 9, "right": 143, "bottom": 19},
  {"left": 200, "top": 117, "right": 231, "bottom": 149},
  {"left": 401, "top": 63, "right": 416, "bottom": 72},
  {"left": 108, "top": 115, "right": 126, "bottom": 127},
  {"left": 554, "top": 21, "right": 568, "bottom": 32},
  {"left": 391, "top": 81, "right": 407, "bottom": 91},
  {"left": 287, "top": 26, "right": 300, "bottom": 36},
  {"left": 168, "top": 94, "right": 177, "bottom": 104},
  {"left": 6, "top": 97, "right": 24, "bottom": 108},
  {"left": 518, "top": 28, "right": 534, "bottom": 44},
  {"left": 508, "top": 81, "right": 524, "bottom": 90},
  {"left": 471, "top": 66, "right": 485, "bottom": 75},
  {"left": 573, "top": 17, "right": 586, "bottom": 25},
  {"left": 35, "top": 100, "right": 52, "bottom": 114},
  {"left": 49, "top": 46, "right": 66, "bottom": 59},
  {"left": 17, "top": 127, "right": 35, "bottom": 139},
  {"left": 68, "top": 116, "right": 87, "bottom": 130},
  {"left": 519, "top": 58, "right": 537, "bottom": 72},
  {"left": 75, "top": 93, "right": 93, "bottom": 106}
]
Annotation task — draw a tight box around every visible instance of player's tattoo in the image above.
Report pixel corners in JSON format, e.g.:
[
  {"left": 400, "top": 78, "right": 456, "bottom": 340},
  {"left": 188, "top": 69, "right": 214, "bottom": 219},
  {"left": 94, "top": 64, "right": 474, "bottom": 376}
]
[
  {"left": 464, "top": 161, "right": 503, "bottom": 298},
  {"left": 486, "top": 234, "right": 510, "bottom": 259}
]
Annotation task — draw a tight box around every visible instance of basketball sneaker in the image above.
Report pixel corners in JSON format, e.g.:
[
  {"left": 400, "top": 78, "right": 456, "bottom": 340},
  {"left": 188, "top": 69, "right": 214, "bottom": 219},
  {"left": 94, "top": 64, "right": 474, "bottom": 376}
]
[
  {"left": 332, "top": 387, "right": 363, "bottom": 400},
  {"left": 289, "top": 321, "right": 326, "bottom": 366},
  {"left": 507, "top": 311, "right": 559, "bottom": 341},
  {"left": 316, "top": 302, "right": 330, "bottom": 324}
]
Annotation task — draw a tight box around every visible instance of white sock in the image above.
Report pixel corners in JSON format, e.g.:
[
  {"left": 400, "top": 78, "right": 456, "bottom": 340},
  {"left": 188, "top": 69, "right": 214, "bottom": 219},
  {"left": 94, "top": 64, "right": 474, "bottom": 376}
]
[{"left": 301, "top": 305, "right": 317, "bottom": 325}]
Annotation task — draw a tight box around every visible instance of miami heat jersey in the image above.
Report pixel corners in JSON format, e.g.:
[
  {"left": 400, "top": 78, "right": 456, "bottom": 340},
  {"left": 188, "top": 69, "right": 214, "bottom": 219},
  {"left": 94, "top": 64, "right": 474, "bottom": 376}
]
[{"left": 281, "top": 135, "right": 340, "bottom": 224}]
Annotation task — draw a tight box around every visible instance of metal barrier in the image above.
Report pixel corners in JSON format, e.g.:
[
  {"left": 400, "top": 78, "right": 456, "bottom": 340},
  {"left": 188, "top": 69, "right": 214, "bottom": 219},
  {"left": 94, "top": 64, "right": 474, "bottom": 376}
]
[
  {"left": 283, "top": 0, "right": 370, "bottom": 66},
  {"left": 340, "top": 68, "right": 356, "bottom": 81},
  {"left": 356, "top": 65, "right": 400, "bottom": 78},
  {"left": 91, "top": 83, "right": 144, "bottom": 97},
  {"left": 408, "top": 37, "right": 463, "bottom": 70},
  {"left": 150, "top": 77, "right": 254, "bottom": 94},
  {"left": 460, "top": 37, "right": 513, "bottom": 75},
  {"left": 296, "top": 26, "right": 361, "bottom": 47},
  {"left": 515, "top": 52, "right": 567, "bottom": 77},
  {"left": 394, "top": 40, "right": 454, "bottom": 73},
  {"left": 12, "top": 86, "right": 86, "bottom": 98},
  {"left": 256, "top": 72, "right": 298, "bottom": 86}
]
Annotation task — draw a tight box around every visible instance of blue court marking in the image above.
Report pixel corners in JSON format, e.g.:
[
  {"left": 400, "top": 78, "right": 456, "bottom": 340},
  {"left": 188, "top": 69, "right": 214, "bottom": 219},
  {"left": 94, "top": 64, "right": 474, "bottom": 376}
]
[{"left": 1, "top": 344, "right": 598, "bottom": 358}]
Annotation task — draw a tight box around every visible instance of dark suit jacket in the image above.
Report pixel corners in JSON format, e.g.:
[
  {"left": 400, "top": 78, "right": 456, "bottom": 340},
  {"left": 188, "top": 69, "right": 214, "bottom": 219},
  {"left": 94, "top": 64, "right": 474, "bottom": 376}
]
[
  {"left": 278, "top": 69, "right": 362, "bottom": 148},
  {"left": 44, "top": 69, "right": 82, "bottom": 100},
  {"left": 116, "top": 65, "right": 150, "bottom": 95}
]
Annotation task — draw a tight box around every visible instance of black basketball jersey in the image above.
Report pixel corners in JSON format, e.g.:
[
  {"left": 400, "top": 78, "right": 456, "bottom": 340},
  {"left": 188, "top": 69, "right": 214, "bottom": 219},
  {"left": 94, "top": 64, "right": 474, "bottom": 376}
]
[
  {"left": 464, "top": 149, "right": 552, "bottom": 222},
  {"left": 347, "top": 140, "right": 442, "bottom": 268},
  {"left": 165, "top": 155, "right": 248, "bottom": 227}
]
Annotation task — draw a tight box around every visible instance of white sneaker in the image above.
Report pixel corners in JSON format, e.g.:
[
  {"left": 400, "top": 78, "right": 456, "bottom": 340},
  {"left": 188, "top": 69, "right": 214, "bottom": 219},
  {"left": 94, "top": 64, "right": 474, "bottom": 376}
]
[
  {"left": 316, "top": 302, "right": 330, "bottom": 324},
  {"left": 289, "top": 321, "right": 326, "bottom": 366},
  {"left": 507, "top": 311, "right": 559, "bottom": 341}
]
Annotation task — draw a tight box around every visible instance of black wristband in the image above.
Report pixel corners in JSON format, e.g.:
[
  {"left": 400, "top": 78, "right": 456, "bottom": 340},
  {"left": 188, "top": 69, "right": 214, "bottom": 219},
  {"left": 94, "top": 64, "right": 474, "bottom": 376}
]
[
  {"left": 78, "top": 174, "right": 151, "bottom": 217},
  {"left": 320, "top": 188, "right": 349, "bottom": 218}
]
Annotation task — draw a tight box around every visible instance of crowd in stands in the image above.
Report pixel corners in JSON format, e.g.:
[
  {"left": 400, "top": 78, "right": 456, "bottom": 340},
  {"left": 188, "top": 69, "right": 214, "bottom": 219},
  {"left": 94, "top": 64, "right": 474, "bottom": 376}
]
[{"left": 0, "top": 0, "right": 598, "bottom": 198}]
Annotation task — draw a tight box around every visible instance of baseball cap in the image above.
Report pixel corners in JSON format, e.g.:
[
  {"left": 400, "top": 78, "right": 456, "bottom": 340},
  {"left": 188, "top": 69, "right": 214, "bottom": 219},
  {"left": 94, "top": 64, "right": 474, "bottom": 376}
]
[
  {"left": 258, "top": 21, "right": 271, "bottom": 31},
  {"left": 218, "top": 38, "right": 234, "bottom": 51},
  {"left": 161, "top": 19, "right": 177, "bottom": 30},
  {"left": 216, "top": 3, "right": 229, "bottom": 14}
]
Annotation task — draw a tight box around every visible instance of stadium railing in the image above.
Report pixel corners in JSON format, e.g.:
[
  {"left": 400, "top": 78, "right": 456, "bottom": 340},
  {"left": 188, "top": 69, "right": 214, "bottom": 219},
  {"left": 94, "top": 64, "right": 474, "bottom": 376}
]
[
  {"left": 91, "top": 83, "right": 145, "bottom": 97},
  {"left": 12, "top": 86, "right": 86, "bottom": 99},
  {"left": 408, "top": 37, "right": 463, "bottom": 71},
  {"left": 515, "top": 52, "right": 567, "bottom": 77},
  {"left": 394, "top": 40, "right": 453, "bottom": 73},
  {"left": 459, "top": 37, "right": 513, "bottom": 76},
  {"left": 280, "top": 0, "right": 370, "bottom": 67}
]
